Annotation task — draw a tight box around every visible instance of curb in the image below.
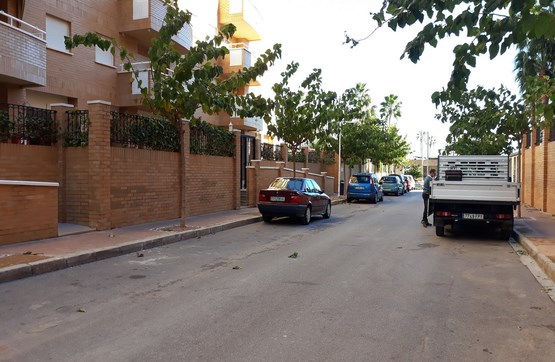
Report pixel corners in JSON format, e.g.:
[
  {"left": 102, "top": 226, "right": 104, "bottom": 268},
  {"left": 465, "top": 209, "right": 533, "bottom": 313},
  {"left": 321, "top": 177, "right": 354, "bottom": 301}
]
[
  {"left": 0, "top": 216, "right": 263, "bottom": 284},
  {"left": 513, "top": 231, "right": 555, "bottom": 283}
]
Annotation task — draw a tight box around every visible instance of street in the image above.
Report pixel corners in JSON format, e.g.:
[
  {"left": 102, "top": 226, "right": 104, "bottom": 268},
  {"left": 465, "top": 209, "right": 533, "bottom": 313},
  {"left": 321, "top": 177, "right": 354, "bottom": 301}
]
[{"left": 1, "top": 191, "right": 554, "bottom": 361}]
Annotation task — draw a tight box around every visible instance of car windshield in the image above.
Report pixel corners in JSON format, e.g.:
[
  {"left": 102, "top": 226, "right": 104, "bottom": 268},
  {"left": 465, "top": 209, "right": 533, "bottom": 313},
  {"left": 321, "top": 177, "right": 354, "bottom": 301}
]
[
  {"left": 268, "top": 178, "right": 303, "bottom": 191},
  {"left": 382, "top": 176, "right": 396, "bottom": 183},
  {"left": 350, "top": 175, "right": 370, "bottom": 184}
]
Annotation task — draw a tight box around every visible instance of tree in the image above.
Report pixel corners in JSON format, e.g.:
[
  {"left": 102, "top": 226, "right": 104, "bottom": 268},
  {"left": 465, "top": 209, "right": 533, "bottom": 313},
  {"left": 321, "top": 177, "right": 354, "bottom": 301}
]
[
  {"left": 404, "top": 163, "right": 423, "bottom": 180},
  {"left": 267, "top": 62, "right": 336, "bottom": 176},
  {"left": 436, "top": 85, "right": 527, "bottom": 155},
  {"left": 379, "top": 94, "right": 402, "bottom": 127},
  {"left": 346, "top": 1, "right": 555, "bottom": 114},
  {"left": 65, "top": 0, "right": 281, "bottom": 225}
]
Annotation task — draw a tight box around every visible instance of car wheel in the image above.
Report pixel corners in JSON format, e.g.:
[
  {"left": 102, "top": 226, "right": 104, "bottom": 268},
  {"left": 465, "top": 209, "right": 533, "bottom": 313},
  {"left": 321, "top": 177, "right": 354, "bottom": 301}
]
[
  {"left": 262, "top": 215, "right": 272, "bottom": 223},
  {"left": 323, "top": 202, "right": 331, "bottom": 219},
  {"left": 435, "top": 226, "right": 445, "bottom": 237},
  {"left": 300, "top": 206, "right": 311, "bottom": 225},
  {"left": 347, "top": 197, "right": 353, "bottom": 203},
  {"left": 499, "top": 229, "right": 512, "bottom": 241},
  {"left": 397, "top": 189, "right": 401, "bottom": 196},
  {"left": 372, "top": 194, "right": 378, "bottom": 204}
]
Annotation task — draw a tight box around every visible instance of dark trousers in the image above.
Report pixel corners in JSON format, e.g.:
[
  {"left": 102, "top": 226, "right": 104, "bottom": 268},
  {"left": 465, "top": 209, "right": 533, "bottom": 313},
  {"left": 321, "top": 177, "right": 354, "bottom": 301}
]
[{"left": 422, "top": 192, "right": 430, "bottom": 221}]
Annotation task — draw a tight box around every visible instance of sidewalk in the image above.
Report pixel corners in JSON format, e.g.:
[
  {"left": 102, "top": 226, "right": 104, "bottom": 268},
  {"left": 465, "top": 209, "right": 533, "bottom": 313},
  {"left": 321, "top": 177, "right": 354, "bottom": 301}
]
[{"left": 1, "top": 200, "right": 554, "bottom": 284}]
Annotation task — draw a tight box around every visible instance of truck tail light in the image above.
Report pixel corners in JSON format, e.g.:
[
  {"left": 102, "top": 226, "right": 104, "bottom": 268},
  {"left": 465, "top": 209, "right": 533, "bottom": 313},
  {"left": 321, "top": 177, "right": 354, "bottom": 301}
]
[
  {"left": 495, "top": 214, "right": 512, "bottom": 219},
  {"left": 436, "top": 211, "right": 452, "bottom": 217}
]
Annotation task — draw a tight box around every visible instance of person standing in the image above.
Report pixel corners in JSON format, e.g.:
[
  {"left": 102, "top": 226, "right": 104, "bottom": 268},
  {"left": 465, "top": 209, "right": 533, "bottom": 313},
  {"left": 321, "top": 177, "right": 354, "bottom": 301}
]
[{"left": 421, "top": 168, "right": 437, "bottom": 227}]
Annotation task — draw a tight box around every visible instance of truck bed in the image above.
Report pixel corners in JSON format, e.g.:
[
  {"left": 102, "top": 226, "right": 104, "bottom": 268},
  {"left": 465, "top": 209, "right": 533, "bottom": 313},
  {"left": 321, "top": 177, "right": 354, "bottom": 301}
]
[{"left": 430, "top": 180, "right": 520, "bottom": 204}]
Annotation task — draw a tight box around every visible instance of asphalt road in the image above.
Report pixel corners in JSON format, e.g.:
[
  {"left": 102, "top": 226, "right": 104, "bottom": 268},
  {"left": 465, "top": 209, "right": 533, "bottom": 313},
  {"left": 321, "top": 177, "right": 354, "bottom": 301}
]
[{"left": 1, "top": 191, "right": 554, "bottom": 361}]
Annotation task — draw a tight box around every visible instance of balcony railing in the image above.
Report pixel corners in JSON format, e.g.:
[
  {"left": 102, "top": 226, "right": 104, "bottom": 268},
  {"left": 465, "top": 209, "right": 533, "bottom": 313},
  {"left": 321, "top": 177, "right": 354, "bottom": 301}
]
[
  {"left": 0, "top": 11, "right": 47, "bottom": 86},
  {"left": 220, "top": 0, "right": 261, "bottom": 41},
  {"left": 0, "top": 10, "right": 46, "bottom": 41},
  {"left": 228, "top": 43, "right": 252, "bottom": 68},
  {"left": 120, "top": 0, "right": 193, "bottom": 51}
]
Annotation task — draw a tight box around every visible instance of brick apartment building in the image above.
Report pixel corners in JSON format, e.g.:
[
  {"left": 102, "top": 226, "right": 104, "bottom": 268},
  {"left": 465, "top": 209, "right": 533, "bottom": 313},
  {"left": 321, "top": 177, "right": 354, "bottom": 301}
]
[{"left": 0, "top": 0, "right": 269, "bottom": 244}]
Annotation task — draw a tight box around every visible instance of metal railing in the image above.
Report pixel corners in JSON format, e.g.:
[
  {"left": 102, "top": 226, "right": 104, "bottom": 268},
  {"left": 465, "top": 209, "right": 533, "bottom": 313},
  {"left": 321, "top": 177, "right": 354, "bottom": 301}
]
[
  {"left": 0, "top": 104, "right": 57, "bottom": 145},
  {"left": 110, "top": 111, "right": 179, "bottom": 152},
  {"left": 0, "top": 10, "right": 46, "bottom": 42},
  {"left": 65, "top": 110, "right": 89, "bottom": 147}
]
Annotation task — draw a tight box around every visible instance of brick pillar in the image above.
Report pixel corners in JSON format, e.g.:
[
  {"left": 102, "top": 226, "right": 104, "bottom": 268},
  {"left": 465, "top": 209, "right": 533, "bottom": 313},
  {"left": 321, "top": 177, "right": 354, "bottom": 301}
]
[
  {"left": 180, "top": 120, "right": 190, "bottom": 224},
  {"left": 50, "top": 103, "right": 73, "bottom": 223},
  {"left": 320, "top": 171, "right": 328, "bottom": 192},
  {"left": 254, "top": 137, "right": 261, "bottom": 160},
  {"left": 87, "top": 101, "right": 111, "bottom": 230},
  {"left": 233, "top": 130, "right": 241, "bottom": 209},
  {"left": 520, "top": 136, "right": 526, "bottom": 206},
  {"left": 250, "top": 160, "right": 261, "bottom": 206}
]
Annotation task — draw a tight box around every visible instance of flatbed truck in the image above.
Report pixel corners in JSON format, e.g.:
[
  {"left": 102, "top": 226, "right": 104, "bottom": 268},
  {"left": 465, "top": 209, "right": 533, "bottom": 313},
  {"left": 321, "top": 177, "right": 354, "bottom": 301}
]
[{"left": 429, "top": 155, "right": 520, "bottom": 240}]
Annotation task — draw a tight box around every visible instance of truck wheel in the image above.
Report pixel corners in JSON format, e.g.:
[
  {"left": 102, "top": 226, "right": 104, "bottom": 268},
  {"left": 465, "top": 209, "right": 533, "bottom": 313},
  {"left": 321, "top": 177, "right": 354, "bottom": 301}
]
[{"left": 435, "top": 226, "right": 445, "bottom": 237}]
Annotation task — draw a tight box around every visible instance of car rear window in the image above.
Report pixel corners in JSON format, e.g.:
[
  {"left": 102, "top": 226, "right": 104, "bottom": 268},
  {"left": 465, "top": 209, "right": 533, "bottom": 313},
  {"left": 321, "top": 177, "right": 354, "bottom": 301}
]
[
  {"left": 268, "top": 178, "right": 304, "bottom": 191},
  {"left": 350, "top": 175, "right": 371, "bottom": 184},
  {"left": 382, "top": 176, "right": 396, "bottom": 183}
]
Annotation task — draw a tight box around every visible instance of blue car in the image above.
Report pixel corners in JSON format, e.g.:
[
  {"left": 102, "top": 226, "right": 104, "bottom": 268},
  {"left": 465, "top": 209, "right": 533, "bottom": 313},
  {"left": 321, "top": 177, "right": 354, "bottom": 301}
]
[
  {"left": 380, "top": 175, "right": 404, "bottom": 196},
  {"left": 346, "top": 173, "right": 384, "bottom": 203}
]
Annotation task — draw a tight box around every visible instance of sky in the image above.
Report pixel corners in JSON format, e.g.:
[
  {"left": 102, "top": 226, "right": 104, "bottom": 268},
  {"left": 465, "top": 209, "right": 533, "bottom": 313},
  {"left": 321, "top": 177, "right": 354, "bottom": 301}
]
[{"left": 187, "top": 0, "right": 521, "bottom": 158}]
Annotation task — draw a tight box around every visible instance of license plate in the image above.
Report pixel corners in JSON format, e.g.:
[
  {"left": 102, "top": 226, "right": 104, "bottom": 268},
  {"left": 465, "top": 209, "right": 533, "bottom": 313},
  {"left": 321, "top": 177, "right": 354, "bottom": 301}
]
[
  {"left": 463, "top": 213, "right": 484, "bottom": 220},
  {"left": 355, "top": 186, "right": 364, "bottom": 190},
  {"left": 270, "top": 196, "right": 285, "bottom": 202}
]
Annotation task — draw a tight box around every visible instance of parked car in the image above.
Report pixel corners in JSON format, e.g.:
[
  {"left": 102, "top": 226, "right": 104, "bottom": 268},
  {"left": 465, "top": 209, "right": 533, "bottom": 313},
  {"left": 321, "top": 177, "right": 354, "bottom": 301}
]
[
  {"left": 380, "top": 175, "right": 405, "bottom": 196},
  {"left": 389, "top": 174, "right": 406, "bottom": 193},
  {"left": 404, "top": 175, "right": 415, "bottom": 191},
  {"left": 258, "top": 177, "right": 331, "bottom": 225},
  {"left": 347, "top": 173, "right": 383, "bottom": 203}
]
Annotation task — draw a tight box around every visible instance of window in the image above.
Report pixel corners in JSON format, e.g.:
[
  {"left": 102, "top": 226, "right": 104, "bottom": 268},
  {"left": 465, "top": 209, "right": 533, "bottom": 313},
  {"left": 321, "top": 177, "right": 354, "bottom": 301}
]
[
  {"left": 550, "top": 124, "right": 555, "bottom": 142},
  {"left": 46, "top": 15, "right": 70, "bottom": 52},
  {"left": 131, "top": 71, "right": 149, "bottom": 94},
  {"left": 535, "top": 128, "right": 543, "bottom": 146},
  {"left": 133, "top": 0, "right": 149, "bottom": 20},
  {"left": 95, "top": 38, "right": 114, "bottom": 67},
  {"left": 525, "top": 131, "right": 531, "bottom": 148}
]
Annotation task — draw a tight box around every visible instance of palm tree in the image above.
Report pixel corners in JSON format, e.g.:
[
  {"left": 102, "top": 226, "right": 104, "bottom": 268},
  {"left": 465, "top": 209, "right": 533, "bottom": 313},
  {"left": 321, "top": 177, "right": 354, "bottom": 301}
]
[{"left": 379, "top": 94, "right": 402, "bottom": 128}]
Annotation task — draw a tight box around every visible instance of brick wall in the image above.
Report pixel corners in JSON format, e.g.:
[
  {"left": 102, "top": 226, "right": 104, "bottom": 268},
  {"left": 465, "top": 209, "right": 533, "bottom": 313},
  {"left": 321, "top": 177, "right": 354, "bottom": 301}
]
[
  {"left": 546, "top": 138, "right": 555, "bottom": 214},
  {"left": 63, "top": 147, "right": 90, "bottom": 225},
  {"left": 187, "top": 154, "right": 235, "bottom": 216},
  {"left": 0, "top": 143, "right": 57, "bottom": 181},
  {"left": 0, "top": 182, "right": 58, "bottom": 245},
  {"left": 110, "top": 147, "right": 180, "bottom": 227},
  {"left": 521, "top": 127, "right": 555, "bottom": 214}
]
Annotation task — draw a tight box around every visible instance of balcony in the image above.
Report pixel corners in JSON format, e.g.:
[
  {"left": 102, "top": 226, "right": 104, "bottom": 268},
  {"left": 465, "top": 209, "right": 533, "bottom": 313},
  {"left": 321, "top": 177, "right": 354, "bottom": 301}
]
[
  {"left": 219, "top": 0, "right": 261, "bottom": 41},
  {"left": 119, "top": 0, "right": 193, "bottom": 52},
  {"left": 0, "top": 11, "right": 46, "bottom": 87},
  {"left": 116, "top": 61, "right": 152, "bottom": 108}
]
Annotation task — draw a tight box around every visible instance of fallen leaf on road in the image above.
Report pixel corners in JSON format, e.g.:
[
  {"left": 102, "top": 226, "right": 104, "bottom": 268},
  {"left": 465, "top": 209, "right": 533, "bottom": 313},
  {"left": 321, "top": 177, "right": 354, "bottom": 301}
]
[{"left": 289, "top": 252, "right": 299, "bottom": 259}]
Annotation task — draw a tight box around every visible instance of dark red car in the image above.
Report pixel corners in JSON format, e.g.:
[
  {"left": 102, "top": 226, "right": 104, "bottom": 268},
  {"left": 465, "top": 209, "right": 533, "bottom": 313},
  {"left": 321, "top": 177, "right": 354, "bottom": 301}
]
[{"left": 258, "top": 177, "right": 331, "bottom": 225}]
